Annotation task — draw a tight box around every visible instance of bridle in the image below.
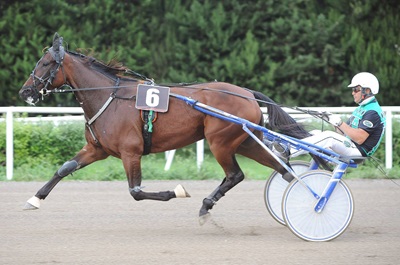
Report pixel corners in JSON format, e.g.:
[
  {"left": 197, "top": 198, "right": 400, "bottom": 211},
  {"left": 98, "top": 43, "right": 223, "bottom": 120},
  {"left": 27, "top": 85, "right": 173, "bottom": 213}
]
[
  {"left": 30, "top": 44, "right": 67, "bottom": 99},
  {"left": 30, "top": 47, "right": 155, "bottom": 98}
]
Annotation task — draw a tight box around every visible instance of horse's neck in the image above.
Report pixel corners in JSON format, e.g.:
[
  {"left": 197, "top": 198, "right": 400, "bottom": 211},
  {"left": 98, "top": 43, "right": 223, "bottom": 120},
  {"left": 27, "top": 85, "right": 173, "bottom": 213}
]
[{"left": 68, "top": 60, "right": 119, "bottom": 119}]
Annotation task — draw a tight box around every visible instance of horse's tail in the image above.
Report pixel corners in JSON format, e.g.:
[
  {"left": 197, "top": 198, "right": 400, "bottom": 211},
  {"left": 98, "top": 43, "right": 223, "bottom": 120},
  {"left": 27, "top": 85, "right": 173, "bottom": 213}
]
[
  {"left": 252, "top": 90, "right": 332, "bottom": 171},
  {"left": 252, "top": 91, "right": 311, "bottom": 139}
]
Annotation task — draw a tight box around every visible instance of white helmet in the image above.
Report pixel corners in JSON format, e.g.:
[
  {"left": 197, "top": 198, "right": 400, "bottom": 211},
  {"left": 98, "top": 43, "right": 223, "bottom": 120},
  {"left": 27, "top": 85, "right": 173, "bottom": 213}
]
[{"left": 347, "top": 72, "right": 379, "bottom": 94}]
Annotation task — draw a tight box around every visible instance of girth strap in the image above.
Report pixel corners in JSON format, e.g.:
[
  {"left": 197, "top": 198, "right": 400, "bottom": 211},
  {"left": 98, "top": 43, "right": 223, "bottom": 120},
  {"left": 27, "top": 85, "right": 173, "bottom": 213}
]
[{"left": 142, "top": 110, "right": 156, "bottom": 155}]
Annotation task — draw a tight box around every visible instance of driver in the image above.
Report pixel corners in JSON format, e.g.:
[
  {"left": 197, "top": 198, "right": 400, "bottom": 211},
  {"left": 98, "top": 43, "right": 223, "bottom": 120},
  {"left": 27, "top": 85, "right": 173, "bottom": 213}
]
[{"left": 276, "top": 72, "right": 386, "bottom": 160}]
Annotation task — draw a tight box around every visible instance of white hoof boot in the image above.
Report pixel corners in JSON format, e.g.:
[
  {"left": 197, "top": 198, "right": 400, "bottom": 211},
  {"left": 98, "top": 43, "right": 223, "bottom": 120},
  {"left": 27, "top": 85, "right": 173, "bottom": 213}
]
[
  {"left": 23, "top": 196, "right": 41, "bottom": 210},
  {"left": 174, "top": 184, "right": 191, "bottom": 198}
]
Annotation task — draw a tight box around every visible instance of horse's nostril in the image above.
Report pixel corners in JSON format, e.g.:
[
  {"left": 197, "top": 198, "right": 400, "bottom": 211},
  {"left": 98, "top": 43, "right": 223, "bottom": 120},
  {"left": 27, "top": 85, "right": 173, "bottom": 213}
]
[
  {"left": 22, "top": 86, "right": 33, "bottom": 93},
  {"left": 19, "top": 86, "right": 36, "bottom": 100}
]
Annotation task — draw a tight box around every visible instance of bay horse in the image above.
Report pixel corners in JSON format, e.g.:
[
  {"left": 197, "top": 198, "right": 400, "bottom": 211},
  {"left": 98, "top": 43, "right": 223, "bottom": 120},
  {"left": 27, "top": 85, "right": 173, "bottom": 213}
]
[{"left": 19, "top": 33, "right": 311, "bottom": 224}]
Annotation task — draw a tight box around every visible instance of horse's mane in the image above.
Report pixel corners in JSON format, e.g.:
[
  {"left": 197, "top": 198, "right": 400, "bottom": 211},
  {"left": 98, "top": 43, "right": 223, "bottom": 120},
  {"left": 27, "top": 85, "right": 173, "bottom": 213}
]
[{"left": 67, "top": 49, "right": 131, "bottom": 79}]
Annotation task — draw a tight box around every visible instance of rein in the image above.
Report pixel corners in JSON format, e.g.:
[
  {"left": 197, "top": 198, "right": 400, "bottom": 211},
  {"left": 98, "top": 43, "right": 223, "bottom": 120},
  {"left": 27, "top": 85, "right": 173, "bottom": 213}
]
[
  {"left": 43, "top": 84, "right": 140, "bottom": 94},
  {"left": 44, "top": 79, "right": 332, "bottom": 124}
]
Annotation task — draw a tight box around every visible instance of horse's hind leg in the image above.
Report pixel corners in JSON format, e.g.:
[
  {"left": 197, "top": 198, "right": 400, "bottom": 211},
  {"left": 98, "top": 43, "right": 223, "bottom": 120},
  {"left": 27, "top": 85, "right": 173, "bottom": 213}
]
[
  {"left": 23, "top": 143, "right": 109, "bottom": 210},
  {"left": 199, "top": 154, "right": 244, "bottom": 224}
]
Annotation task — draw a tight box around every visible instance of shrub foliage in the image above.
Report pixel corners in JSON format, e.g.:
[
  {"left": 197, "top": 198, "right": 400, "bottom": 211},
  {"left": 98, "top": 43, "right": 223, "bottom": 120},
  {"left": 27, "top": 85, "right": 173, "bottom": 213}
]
[
  {"left": 1, "top": 0, "right": 399, "bottom": 107},
  {"left": 0, "top": 118, "right": 398, "bottom": 180}
]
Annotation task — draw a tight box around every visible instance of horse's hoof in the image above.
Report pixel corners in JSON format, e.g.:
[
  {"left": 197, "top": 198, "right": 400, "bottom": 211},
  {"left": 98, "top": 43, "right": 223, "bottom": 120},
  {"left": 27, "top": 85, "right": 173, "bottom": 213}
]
[
  {"left": 199, "top": 213, "right": 211, "bottom": 226},
  {"left": 174, "top": 184, "right": 191, "bottom": 198},
  {"left": 23, "top": 196, "right": 40, "bottom": 210}
]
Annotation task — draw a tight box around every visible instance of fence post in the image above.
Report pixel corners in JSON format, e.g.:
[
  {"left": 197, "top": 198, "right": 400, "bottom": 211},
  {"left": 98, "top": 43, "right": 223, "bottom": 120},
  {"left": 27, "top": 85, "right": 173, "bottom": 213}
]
[
  {"left": 196, "top": 140, "right": 204, "bottom": 170},
  {"left": 6, "top": 109, "right": 14, "bottom": 180},
  {"left": 385, "top": 110, "right": 393, "bottom": 169},
  {"left": 164, "top": 150, "right": 176, "bottom": 171},
  {"left": 164, "top": 140, "right": 204, "bottom": 171}
]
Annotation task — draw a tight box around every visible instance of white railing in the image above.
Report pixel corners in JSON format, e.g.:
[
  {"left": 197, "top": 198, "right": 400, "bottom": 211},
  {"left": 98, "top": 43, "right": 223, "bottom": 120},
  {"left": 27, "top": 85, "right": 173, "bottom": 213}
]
[
  {"left": 1, "top": 106, "right": 399, "bottom": 180},
  {"left": 275, "top": 106, "right": 399, "bottom": 171}
]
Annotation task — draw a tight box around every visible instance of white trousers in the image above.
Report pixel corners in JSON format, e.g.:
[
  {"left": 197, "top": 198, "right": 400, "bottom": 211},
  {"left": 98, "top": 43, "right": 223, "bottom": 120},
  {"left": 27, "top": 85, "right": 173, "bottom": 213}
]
[{"left": 290, "top": 130, "right": 363, "bottom": 158}]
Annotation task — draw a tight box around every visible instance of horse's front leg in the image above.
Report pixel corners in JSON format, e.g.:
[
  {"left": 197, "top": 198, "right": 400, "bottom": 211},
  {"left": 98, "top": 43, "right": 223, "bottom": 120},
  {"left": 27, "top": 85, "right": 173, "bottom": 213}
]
[
  {"left": 123, "top": 154, "right": 190, "bottom": 201},
  {"left": 23, "top": 143, "right": 109, "bottom": 210}
]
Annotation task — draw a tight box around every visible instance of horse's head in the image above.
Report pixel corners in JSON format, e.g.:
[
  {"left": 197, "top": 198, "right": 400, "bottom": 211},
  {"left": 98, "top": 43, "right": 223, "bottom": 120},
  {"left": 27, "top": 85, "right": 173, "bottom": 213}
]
[{"left": 19, "top": 32, "right": 67, "bottom": 105}]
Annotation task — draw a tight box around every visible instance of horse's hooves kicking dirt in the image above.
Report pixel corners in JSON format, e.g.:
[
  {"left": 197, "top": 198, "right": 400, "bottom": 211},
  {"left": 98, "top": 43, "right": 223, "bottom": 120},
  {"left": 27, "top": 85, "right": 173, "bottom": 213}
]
[{"left": 198, "top": 213, "right": 211, "bottom": 226}]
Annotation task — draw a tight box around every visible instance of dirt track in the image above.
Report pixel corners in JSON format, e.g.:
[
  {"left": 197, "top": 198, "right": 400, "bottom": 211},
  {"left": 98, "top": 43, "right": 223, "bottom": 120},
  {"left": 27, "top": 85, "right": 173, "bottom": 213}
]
[{"left": 1, "top": 179, "right": 399, "bottom": 265}]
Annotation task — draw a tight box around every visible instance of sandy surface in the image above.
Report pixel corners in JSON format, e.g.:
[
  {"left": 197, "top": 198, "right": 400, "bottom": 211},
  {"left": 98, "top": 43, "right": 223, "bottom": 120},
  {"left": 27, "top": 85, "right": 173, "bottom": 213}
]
[{"left": 0, "top": 179, "right": 399, "bottom": 265}]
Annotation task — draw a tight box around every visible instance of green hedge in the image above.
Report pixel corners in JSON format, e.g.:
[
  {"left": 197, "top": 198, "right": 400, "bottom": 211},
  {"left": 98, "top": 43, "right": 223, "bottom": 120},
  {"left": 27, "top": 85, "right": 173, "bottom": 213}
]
[
  {"left": 0, "top": 116, "right": 398, "bottom": 180},
  {"left": 0, "top": 117, "right": 86, "bottom": 168}
]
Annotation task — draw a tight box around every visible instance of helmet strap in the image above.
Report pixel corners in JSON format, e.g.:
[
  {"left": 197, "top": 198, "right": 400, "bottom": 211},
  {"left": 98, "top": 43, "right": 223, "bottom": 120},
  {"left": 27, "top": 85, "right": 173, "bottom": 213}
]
[
  {"left": 359, "top": 95, "right": 376, "bottom": 106},
  {"left": 358, "top": 87, "right": 373, "bottom": 104}
]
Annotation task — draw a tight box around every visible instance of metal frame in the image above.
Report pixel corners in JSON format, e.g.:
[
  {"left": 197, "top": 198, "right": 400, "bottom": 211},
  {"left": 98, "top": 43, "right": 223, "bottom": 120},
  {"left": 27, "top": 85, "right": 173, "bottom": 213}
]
[{"left": 172, "top": 93, "right": 359, "bottom": 212}]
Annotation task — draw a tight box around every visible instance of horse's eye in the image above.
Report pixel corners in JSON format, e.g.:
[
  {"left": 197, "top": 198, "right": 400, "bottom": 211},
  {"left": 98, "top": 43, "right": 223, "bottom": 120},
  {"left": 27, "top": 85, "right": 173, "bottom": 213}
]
[{"left": 42, "top": 61, "right": 50, "bottom": 67}]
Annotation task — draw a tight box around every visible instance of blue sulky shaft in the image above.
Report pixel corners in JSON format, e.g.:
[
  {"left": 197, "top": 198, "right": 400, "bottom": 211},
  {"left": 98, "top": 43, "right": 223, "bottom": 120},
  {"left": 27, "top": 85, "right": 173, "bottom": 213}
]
[
  {"left": 171, "top": 93, "right": 356, "bottom": 208},
  {"left": 171, "top": 93, "right": 343, "bottom": 165}
]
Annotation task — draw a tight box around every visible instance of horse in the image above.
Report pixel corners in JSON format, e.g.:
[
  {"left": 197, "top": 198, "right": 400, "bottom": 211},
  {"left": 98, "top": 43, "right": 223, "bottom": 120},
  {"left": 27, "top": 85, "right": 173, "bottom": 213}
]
[{"left": 19, "top": 33, "right": 311, "bottom": 224}]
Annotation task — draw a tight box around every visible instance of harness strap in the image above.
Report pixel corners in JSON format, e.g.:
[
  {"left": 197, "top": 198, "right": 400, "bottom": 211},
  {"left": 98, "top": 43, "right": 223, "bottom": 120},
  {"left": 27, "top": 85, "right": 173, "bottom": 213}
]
[
  {"left": 85, "top": 94, "right": 114, "bottom": 145},
  {"left": 86, "top": 123, "right": 99, "bottom": 145},
  {"left": 87, "top": 95, "right": 115, "bottom": 125},
  {"left": 85, "top": 78, "right": 120, "bottom": 144}
]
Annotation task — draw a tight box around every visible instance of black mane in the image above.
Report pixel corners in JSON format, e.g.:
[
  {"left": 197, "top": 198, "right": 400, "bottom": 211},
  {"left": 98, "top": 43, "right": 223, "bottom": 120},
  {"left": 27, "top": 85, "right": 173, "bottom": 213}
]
[{"left": 66, "top": 50, "right": 132, "bottom": 81}]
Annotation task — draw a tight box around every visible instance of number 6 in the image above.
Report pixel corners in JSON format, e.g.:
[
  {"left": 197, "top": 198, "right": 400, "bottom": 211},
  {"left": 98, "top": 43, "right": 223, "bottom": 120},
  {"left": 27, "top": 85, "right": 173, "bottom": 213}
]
[{"left": 146, "top": 88, "right": 160, "bottom": 107}]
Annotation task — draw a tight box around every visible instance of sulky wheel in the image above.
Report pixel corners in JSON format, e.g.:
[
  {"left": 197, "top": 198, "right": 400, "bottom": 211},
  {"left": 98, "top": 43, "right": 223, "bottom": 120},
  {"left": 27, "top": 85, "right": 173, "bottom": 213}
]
[
  {"left": 264, "top": 160, "right": 310, "bottom": 225},
  {"left": 282, "top": 170, "right": 354, "bottom": 242}
]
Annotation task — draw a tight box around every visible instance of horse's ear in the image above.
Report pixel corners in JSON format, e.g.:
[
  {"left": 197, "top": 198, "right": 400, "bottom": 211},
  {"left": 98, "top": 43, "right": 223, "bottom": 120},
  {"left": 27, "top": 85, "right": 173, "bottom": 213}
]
[
  {"left": 50, "top": 32, "right": 65, "bottom": 63},
  {"left": 53, "top": 32, "right": 61, "bottom": 52},
  {"left": 53, "top": 32, "right": 59, "bottom": 41}
]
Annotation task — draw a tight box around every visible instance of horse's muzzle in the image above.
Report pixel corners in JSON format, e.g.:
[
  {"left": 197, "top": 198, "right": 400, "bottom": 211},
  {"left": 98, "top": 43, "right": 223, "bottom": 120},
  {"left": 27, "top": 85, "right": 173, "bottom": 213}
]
[{"left": 19, "top": 86, "right": 40, "bottom": 105}]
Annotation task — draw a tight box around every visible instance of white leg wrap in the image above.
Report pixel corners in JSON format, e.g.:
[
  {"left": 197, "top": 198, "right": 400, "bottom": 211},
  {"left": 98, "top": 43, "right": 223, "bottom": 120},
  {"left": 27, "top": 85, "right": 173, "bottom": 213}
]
[{"left": 174, "top": 184, "right": 191, "bottom": 198}]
